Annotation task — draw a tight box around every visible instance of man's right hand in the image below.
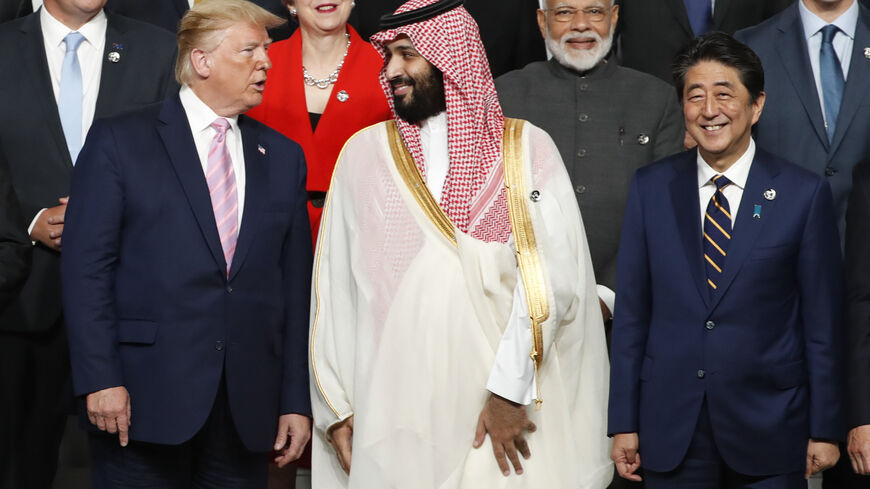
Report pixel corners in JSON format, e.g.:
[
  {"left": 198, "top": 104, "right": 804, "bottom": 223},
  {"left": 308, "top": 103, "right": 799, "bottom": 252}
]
[
  {"left": 86, "top": 385, "right": 131, "bottom": 447},
  {"left": 849, "top": 425, "right": 870, "bottom": 475},
  {"left": 612, "top": 432, "right": 643, "bottom": 481},
  {"left": 328, "top": 415, "right": 354, "bottom": 474},
  {"left": 30, "top": 197, "right": 68, "bottom": 251}
]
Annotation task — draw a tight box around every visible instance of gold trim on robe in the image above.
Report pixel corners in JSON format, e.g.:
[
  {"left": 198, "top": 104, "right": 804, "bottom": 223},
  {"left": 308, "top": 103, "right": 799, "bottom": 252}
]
[
  {"left": 386, "top": 120, "right": 457, "bottom": 246},
  {"left": 502, "top": 118, "right": 550, "bottom": 409}
]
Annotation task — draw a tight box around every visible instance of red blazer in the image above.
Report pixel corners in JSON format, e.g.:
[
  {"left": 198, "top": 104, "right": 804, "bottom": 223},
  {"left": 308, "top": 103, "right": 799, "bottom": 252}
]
[{"left": 248, "top": 26, "right": 391, "bottom": 243}]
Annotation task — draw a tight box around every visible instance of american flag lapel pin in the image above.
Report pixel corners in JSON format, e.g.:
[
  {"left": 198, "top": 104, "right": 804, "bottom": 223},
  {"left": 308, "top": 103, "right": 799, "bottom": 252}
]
[{"left": 258, "top": 144, "right": 266, "bottom": 155}]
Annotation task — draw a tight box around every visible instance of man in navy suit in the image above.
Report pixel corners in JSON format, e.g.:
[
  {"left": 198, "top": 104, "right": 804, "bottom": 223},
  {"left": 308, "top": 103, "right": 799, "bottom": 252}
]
[
  {"left": 61, "top": 1, "right": 312, "bottom": 487},
  {"left": 608, "top": 32, "right": 844, "bottom": 488},
  {"left": 735, "top": 0, "right": 870, "bottom": 244}
]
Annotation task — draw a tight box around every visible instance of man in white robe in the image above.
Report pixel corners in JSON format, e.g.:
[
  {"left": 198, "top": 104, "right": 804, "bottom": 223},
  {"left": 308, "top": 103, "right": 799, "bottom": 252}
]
[{"left": 309, "top": 1, "right": 612, "bottom": 487}]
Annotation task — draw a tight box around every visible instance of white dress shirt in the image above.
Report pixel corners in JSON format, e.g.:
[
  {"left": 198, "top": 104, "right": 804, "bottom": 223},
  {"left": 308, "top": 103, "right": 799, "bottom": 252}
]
[
  {"left": 28, "top": 7, "right": 106, "bottom": 237},
  {"left": 697, "top": 139, "right": 756, "bottom": 229},
  {"left": 799, "top": 0, "right": 858, "bottom": 127},
  {"left": 420, "top": 112, "right": 536, "bottom": 404},
  {"left": 179, "top": 85, "right": 247, "bottom": 229}
]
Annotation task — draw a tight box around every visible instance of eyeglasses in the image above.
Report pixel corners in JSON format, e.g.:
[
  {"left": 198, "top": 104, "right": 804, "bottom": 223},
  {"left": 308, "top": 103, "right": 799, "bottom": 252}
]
[{"left": 544, "top": 6, "right": 609, "bottom": 23}]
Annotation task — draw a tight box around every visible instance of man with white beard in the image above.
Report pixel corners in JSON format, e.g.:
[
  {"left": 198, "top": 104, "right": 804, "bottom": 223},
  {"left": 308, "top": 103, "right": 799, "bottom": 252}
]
[{"left": 496, "top": 0, "right": 684, "bottom": 343}]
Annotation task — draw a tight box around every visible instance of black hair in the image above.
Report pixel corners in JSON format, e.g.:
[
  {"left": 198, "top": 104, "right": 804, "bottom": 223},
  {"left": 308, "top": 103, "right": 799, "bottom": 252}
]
[{"left": 672, "top": 31, "right": 764, "bottom": 103}]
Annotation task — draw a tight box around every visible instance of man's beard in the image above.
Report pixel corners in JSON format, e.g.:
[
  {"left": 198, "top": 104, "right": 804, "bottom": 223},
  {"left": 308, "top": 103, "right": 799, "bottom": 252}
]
[
  {"left": 391, "top": 67, "right": 446, "bottom": 125},
  {"left": 546, "top": 27, "right": 613, "bottom": 72}
]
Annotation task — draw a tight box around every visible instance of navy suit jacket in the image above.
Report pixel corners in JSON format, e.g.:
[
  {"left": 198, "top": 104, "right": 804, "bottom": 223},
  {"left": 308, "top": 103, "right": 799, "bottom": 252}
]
[
  {"left": 735, "top": 3, "right": 870, "bottom": 242},
  {"left": 608, "top": 148, "right": 844, "bottom": 475},
  {"left": 61, "top": 94, "right": 313, "bottom": 451}
]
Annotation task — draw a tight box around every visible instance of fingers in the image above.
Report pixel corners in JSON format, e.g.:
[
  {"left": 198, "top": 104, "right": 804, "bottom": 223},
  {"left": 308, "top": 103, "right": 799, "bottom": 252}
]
[
  {"left": 331, "top": 428, "right": 352, "bottom": 475},
  {"left": 504, "top": 441, "right": 524, "bottom": 475},
  {"left": 516, "top": 436, "right": 531, "bottom": 460},
  {"left": 526, "top": 421, "right": 536, "bottom": 433},
  {"left": 117, "top": 412, "right": 130, "bottom": 447},
  {"left": 335, "top": 440, "right": 352, "bottom": 474},
  {"left": 283, "top": 430, "right": 308, "bottom": 464},
  {"left": 805, "top": 452, "right": 814, "bottom": 479},
  {"left": 473, "top": 416, "right": 486, "bottom": 449},
  {"left": 59, "top": 196, "right": 69, "bottom": 204},
  {"left": 273, "top": 423, "right": 288, "bottom": 451},
  {"left": 491, "top": 439, "right": 511, "bottom": 477}
]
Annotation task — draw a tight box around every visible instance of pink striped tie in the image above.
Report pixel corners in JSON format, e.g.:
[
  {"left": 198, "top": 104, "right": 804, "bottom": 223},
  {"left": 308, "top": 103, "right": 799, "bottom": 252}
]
[{"left": 207, "top": 118, "right": 238, "bottom": 276}]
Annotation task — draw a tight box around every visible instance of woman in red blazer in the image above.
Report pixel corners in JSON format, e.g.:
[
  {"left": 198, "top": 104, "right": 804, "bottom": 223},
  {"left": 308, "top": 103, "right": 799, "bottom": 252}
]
[{"left": 248, "top": 0, "right": 391, "bottom": 243}]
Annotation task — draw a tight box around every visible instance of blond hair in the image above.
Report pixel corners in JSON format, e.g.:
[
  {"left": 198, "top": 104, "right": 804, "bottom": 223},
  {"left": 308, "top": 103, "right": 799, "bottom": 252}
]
[{"left": 175, "top": 0, "right": 286, "bottom": 85}]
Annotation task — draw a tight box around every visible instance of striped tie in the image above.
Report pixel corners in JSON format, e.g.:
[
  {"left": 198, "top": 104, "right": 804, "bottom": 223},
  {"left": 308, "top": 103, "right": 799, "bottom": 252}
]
[
  {"left": 703, "top": 175, "right": 732, "bottom": 296},
  {"left": 207, "top": 118, "right": 239, "bottom": 276}
]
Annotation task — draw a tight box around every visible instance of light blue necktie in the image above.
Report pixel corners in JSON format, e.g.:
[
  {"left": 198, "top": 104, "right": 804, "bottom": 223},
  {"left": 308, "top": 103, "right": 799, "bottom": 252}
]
[
  {"left": 59, "top": 32, "right": 85, "bottom": 163},
  {"left": 820, "top": 24, "right": 845, "bottom": 142}
]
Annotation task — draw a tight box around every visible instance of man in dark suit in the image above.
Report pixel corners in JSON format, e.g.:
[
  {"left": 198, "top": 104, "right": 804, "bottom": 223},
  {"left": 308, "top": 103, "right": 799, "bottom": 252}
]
[
  {"left": 609, "top": 32, "right": 843, "bottom": 488},
  {"left": 736, "top": 6, "right": 870, "bottom": 483},
  {"left": 497, "top": 0, "right": 683, "bottom": 337},
  {"left": 103, "top": 0, "right": 294, "bottom": 40},
  {"left": 62, "top": 0, "right": 312, "bottom": 486},
  {"left": 616, "top": 0, "right": 793, "bottom": 83},
  {"left": 0, "top": 0, "right": 176, "bottom": 486},
  {"left": 350, "top": 0, "right": 546, "bottom": 77}
]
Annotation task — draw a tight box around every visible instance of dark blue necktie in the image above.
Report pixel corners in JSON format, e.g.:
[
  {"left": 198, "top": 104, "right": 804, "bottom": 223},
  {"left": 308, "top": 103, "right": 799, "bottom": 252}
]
[
  {"left": 704, "top": 175, "right": 732, "bottom": 297},
  {"left": 684, "top": 0, "right": 713, "bottom": 36},
  {"left": 820, "top": 24, "right": 845, "bottom": 142}
]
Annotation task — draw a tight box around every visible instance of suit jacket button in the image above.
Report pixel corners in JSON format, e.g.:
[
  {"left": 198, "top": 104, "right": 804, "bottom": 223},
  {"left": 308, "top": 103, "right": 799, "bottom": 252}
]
[
  {"left": 226, "top": 285, "right": 233, "bottom": 293},
  {"left": 705, "top": 321, "right": 715, "bottom": 330},
  {"left": 575, "top": 185, "right": 586, "bottom": 194},
  {"left": 577, "top": 148, "right": 587, "bottom": 157},
  {"left": 697, "top": 369, "right": 706, "bottom": 379},
  {"left": 825, "top": 167, "right": 836, "bottom": 176},
  {"left": 578, "top": 113, "right": 589, "bottom": 122},
  {"left": 215, "top": 340, "right": 224, "bottom": 351}
]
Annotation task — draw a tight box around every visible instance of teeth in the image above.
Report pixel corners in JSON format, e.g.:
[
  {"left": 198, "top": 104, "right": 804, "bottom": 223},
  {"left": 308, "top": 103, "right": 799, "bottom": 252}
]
[{"left": 704, "top": 125, "right": 722, "bottom": 131}]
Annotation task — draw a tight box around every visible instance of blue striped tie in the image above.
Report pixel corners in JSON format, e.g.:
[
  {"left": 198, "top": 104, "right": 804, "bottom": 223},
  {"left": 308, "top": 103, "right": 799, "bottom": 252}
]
[
  {"left": 59, "top": 32, "right": 85, "bottom": 163},
  {"left": 820, "top": 24, "right": 844, "bottom": 142},
  {"left": 704, "top": 175, "right": 732, "bottom": 296}
]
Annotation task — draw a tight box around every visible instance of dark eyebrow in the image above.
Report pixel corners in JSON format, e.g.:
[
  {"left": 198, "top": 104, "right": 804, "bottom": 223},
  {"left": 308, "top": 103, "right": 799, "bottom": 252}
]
[
  {"left": 394, "top": 45, "right": 419, "bottom": 55},
  {"left": 687, "top": 80, "right": 734, "bottom": 92}
]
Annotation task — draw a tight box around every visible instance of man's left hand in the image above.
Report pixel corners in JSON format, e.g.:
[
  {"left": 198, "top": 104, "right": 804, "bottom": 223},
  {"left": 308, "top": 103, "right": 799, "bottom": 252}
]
[
  {"left": 273, "top": 413, "right": 311, "bottom": 467},
  {"left": 806, "top": 439, "right": 839, "bottom": 478},
  {"left": 472, "top": 393, "right": 536, "bottom": 477}
]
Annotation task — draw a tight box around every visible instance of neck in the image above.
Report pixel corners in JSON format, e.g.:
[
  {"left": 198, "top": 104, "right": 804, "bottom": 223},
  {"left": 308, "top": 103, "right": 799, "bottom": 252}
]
[
  {"left": 300, "top": 25, "right": 348, "bottom": 76},
  {"left": 43, "top": 1, "right": 99, "bottom": 30},
  {"left": 803, "top": 0, "right": 854, "bottom": 23},
  {"left": 189, "top": 83, "right": 240, "bottom": 119},
  {"left": 700, "top": 138, "right": 751, "bottom": 173}
]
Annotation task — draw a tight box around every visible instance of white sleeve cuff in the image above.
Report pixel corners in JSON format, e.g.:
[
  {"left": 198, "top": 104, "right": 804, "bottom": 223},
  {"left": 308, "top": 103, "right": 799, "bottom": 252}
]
[
  {"left": 486, "top": 273, "right": 536, "bottom": 405},
  {"left": 597, "top": 284, "right": 615, "bottom": 318},
  {"left": 28, "top": 208, "right": 47, "bottom": 246}
]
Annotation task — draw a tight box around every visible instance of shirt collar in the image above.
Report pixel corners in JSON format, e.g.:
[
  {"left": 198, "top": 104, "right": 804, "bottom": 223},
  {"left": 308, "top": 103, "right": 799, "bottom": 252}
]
[
  {"left": 40, "top": 6, "right": 107, "bottom": 50},
  {"left": 697, "top": 138, "right": 755, "bottom": 190},
  {"left": 799, "top": 0, "right": 858, "bottom": 40},
  {"left": 179, "top": 85, "right": 240, "bottom": 135},
  {"left": 420, "top": 111, "right": 447, "bottom": 137}
]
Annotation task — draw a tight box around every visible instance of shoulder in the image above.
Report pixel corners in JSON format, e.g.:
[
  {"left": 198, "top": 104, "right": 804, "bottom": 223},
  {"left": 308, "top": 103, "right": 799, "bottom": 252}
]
[
  {"left": 734, "top": 7, "right": 789, "bottom": 44},
  {"left": 634, "top": 150, "right": 695, "bottom": 182},
  {"left": 610, "top": 65, "right": 675, "bottom": 96},
  {"left": 342, "top": 120, "right": 390, "bottom": 150},
  {"left": 107, "top": 12, "right": 175, "bottom": 48},
  {"left": 497, "top": 61, "right": 551, "bottom": 86},
  {"left": 754, "top": 147, "right": 828, "bottom": 193},
  {"left": 242, "top": 115, "right": 304, "bottom": 154},
  {"left": 0, "top": 13, "right": 33, "bottom": 43},
  {"left": 96, "top": 100, "right": 165, "bottom": 132}
]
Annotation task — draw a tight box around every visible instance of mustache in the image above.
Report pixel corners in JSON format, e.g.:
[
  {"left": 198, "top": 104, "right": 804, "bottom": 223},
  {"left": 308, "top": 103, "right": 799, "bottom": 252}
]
[
  {"left": 561, "top": 32, "right": 601, "bottom": 43},
  {"left": 389, "top": 75, "right": 416, "bottom": 90}
]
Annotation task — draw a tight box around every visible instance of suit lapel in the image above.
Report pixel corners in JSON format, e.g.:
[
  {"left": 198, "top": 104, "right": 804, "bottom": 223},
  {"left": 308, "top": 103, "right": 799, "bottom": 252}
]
[
  {"left": 157, "top": 95, "right": 227, "bottom": 273},
  {"left": 669, "top": 152, "right": 709, "bottom": 307},
  {"left": 19, "top": 13, "right": 73, "bottom": 171},
  {"left": 773, "top": 5, "right": 829, "bottom": 150},
  {"left": 830, "top": 9, "right": 870, "bottom": 156},
  {"left": 707, "top": 152, "right": 779, "bottom": 311},
  {"left": 665, "top": 0, "right": 695, "bottom": 38},
  {"left": 95, "top": 14, "right": 127, "bottom": 118},
  {"left": 228, "top": 116, "right": 265, "bottom": 281}
]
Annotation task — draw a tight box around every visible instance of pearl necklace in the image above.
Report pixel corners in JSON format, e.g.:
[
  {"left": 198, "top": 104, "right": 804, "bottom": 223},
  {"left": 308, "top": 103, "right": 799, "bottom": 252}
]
[{"left": 303, "top": 33, "right": 351, "bottom": 89}]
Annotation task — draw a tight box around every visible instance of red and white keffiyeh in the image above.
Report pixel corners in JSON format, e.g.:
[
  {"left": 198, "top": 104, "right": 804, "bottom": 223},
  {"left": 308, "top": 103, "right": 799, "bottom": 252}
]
[{"left": 370, "top": 0, "right": 511, "bottom": 243}]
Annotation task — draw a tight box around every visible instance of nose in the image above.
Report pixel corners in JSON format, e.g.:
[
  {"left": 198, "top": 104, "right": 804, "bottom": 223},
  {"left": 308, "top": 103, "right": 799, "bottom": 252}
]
[
  {"left": 384, "top": 55, "right": 403, "bottom": 81},
  {"left": 570, "top": 10, "right": 589, "bottom": 31},
  {"left": 257, "top": 47, "right": 271, "bottom": 70},
  {"left": 703, "top": 94, "right": 719, "bottom": 118}
]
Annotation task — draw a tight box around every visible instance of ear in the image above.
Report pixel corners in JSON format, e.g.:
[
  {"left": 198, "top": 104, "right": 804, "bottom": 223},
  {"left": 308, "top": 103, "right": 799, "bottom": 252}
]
[
  {"left": 610, "top": 4, "right": 620, "bottom": 32},
  {"left": 190, "top": 48, "right": 211, "bottom": 79},
  {"left": 537, "top": 9, "right": 547, "bottom": 41},
  {"left": 751, "top": 91, "right": 766, "bottom": 125}
]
